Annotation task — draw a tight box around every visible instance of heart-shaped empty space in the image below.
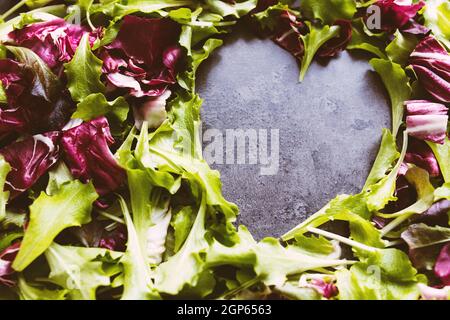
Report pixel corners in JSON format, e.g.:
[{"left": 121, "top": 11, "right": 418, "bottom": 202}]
[{"left": 198, "top": 27, "right": 390, "bottom": 239}]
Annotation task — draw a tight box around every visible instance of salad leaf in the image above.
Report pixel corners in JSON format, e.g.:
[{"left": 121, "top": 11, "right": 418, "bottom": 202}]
[
  {"left": 336, "top": 263, "right": 421, "bottom": 300},
  {"left": 363, "top": 128, "right": 399, "bottom": 190},
  {"left": 0, "top": 132, "right": 60, "bottom": 198},
  {"left": 205, "top": 226, "right": 256, "bottom": 268},
  {"left": 377, "top": 166, "right": 435, "bottom": 236},
  {"left": 100, "top": 15, "right": 181, "bottom": 98},
  {"left": 253, "top": 237, "right": 352, "bottom": 287},
  {"left": 299, "top": 0, "right": 357, "bottom": 25},
  {"left": 402, "top": 223, "right": 450, "bottom": 250},
  {"left": 118, "top": 196, "right": 160, "bottom": 300},
  {"left": 17, "top": 276, "right": 67, "bottom": 300},
  {"left": 317, "top": 19, "right": 353, "bottom": 58},
  {"left": 61, "top": 117, "right": 126, "bottom": 196},
  {"left": 347, "top": 19, "right": 387, "bottom": 59},
  {"left": 405, "top": 100, "right": 448, "bottom": 144},
  {"left": 205, "top": 0, "right": 257, "bottom": 18},
  {"left": 178, "top": 38, "right": 223, "bottom": 92},
  {"left": 12, "top": 180, "right": 98, "bottom": 271},
  {"left": 365, "top": 132, "right": 408, "bottom": 212},
  {"left": 45, "top": 243, "right": 121, "bottom": 300},
  {"left": 423, "top": 0, "right": 450, "bottom": 49},
  {"left": 370, "top": 58, "right": 411, "bottom": 136},
  {"left": 72, "top": 93, "right": 129, "bottom": 123},
  {"left": 299, "top": 23, "right": 340, "bottom": 81},
  {"left": 369, "top": 0, "right": 425, "bottom": 33},
  {"left": 409, "top": 36, "right": 450, "bottom": 103},
  {"left": 8, "top": 18, "right": 95, "bottom": 71},
  {"left": 0, "top": 242, "right": 20, "bottom": 286},
  {"left": 171, "top": 206, "right": 194, "bottom": 252},
  {"left": 386, "top": 30, "right": 418, "bottom": 66},
  {"left": 427, "top": 137, "right": 450, "bottom": 183},
  {"left": 435, "top": 183, "right": 450, "bottom": 201},
  {"left": 154, "top": 195, "right": 208, "bottom": 295},
  {"left": 0, "top": 156, "right": 11, "bottom": 221},
  {"left": 64, "top": 34, "right": 105, "bottom": 102},
  {"left": 6, "top": 45, "right": 60, "bottom": 102},
  {"left": 406, "top": 138, "right": 441, "bottom": 177},
  {"left": 435, "top": 243, "right": 450, "bottom": 285}
]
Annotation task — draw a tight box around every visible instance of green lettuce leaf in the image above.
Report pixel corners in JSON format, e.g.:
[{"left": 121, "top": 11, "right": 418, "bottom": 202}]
[
  {"left": 300, "top": 22, "right": 340, "bottom": 81},
  {"left": 178, "top": 37, "right": 223, "bottom": 92},
  {"left": 0, "top": 156, "right": 11, "bottom": 222},
  {"left": 435, "top": 182, "right": 450, "bottom": 201},
  {"left": 336, "top": 263, "right": 421, "bottom": 300},
  {"left": 12, "top": 180, "right": 98, "bottom": 271},
  {"left": 427, "top": 137, "right": 450, "bottom": 183},
  {"left": 64, "top": 34, "right": 105, "bottom": 102},
  {"left": 17, "top": 276, "right": 67, "bottom": 300},
  {"left": 370, "top": 59, "right": 411, "bottom": 136},
  {"left": 282, "top": 192, "right": 370, "bottom": 240},
  {"left": 254, "top": 238, "right": 352, "bottom": 287},
  {"left": 44, "top": 243, "right": 122, "bottom": 300},
  {"left": 363, "top": 129, "right": 399, "bottom": 190},
  {"left": 118, "top": 196, "right": 161, "bottom": 300},
  {"left": 0, "top": 82, "right": 6, "bottom": 104},
  {"left": 205, "top": 0, "right": 257, "bottom": 18},
  {"left": 72, "top": 93, "right": 129, "bottom": 123},
  {"left": 155, "top": 195, "right": 208, "bottom": 295},
  {"left": 347, "top": 19, "right": 387, "bottom": 58},
  {"left": 423, "top": 0, "right": 450, "bottom": 49},
  {"left": 365, "top": 132, "right": 408, "bottom": 212},
  {"left": 300, "top": 0, "right": 357, "bottom": 25},
  {"left": 386, "top": 30, "right": 418, "bottom": 66},
  {"left": 171, "top": 206, "right": 194, "bottom": 252},
  {"left": 205, "top": 225, "right": 256, "bottom": 267}
]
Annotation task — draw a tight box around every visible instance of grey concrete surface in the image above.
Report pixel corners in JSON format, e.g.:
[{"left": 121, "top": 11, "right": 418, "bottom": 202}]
[
  {"left": 197, "top": 27, "right": 391, "bottom": 239},
  {"left": 0, "top": 1, "right": 391, "bottom": 239}
]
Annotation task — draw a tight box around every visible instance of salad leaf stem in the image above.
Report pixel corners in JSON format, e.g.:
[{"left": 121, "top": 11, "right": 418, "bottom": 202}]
[{"left": 306, "top": 227, "right": 377, "bottom": 253}]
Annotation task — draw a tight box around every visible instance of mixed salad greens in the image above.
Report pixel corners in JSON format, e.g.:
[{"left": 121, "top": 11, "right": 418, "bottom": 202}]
[{"left": 0, "top": 0, "right": 449, "bottom": 300}]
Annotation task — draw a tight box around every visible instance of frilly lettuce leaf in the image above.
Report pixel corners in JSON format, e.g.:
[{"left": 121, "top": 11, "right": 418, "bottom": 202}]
[
  {"left": 427, "top": 137, "right": 450, "bottom": 183},
  {"left": 423, "top": 0, "right": 450, "bottom": 49},
  {"left": 64, "top": 34, "right": 105, "bottom": 102},
  {"left": 44, "top": 243, "right": 122, "bottom": 300},
  {"left": 12, "top": 180, "right": 98, "bottom": 271},
  {"left": 363, "top": 129, "right": 400, "bottom": 190},
  {"left": 0, "top": 156, "right": 11, "bottom": 222},
  {"left": 370, "top": 59, "right": 412, "bottom": 137},
  {"left": 299, "top": 0, "right": 357, "bottom": 25},
  {"left": 300, "top": 22, "right": 340, "bottom": 81}
]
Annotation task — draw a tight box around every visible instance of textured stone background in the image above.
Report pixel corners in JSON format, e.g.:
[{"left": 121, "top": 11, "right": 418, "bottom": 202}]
[
  {"left": 0, "top": 2, "right": 391, "bottom": 239},
  {"left": 197, "top": 26, "right": 390, "bottom": 239}
]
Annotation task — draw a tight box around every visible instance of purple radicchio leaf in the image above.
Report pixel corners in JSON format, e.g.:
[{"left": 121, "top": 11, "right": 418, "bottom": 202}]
[
  {"left": 317, "top": 20, "right": 353, "bottom": 58},
  {"left": 100, "top": 15, "right": 181, "bottom": 98},
  {"left": 405, "top": 100, "right": 448, "bottom": 144},
  {"left": 8, "top": 18, "right": 99, "bottom": 72},
  {"left": 404, "top": 137, "right": 441, "bottom": 177},
  {"left": 0, "top": 242, "right": 20, "bottom": 287},
  {"left": 61, "top": 117, "right": 125, "bottom": 196},
  {"left": 366, "top": 0, "right": 425, "bottom": 33},
  {"left": 435, "top": 243, "right": 450, "bottom": 286},
  {"left": 0, "top": 57, "right": 74, "bottom": 137},
  {"left": 0, "top": 131, "right": 60, "bottom": 198},
  {"left": 410, "top": 36, "right": 450, "bottom": 103},
  {"left": 271, "top": 10, "right": 306, "bottom": 60}
]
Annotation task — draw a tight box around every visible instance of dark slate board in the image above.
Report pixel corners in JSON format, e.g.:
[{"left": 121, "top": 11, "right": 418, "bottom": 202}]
[
  {"left": 197, "top": 26, "right": 391, "bottom": 239},
  {"left": 0, "top": 2, "right": 391, "bottom": 239}
]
